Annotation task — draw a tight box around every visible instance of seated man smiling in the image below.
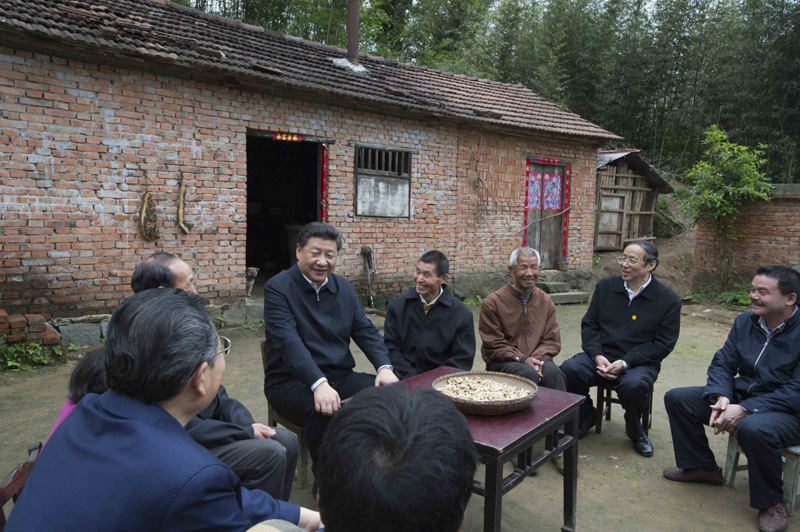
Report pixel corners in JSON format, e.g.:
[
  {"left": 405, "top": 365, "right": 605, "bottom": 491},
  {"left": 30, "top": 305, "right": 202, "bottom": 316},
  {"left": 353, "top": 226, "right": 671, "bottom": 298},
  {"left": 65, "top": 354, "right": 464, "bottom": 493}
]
[{"left": 6, "top": 289, "right": 320, "bottom": 532}]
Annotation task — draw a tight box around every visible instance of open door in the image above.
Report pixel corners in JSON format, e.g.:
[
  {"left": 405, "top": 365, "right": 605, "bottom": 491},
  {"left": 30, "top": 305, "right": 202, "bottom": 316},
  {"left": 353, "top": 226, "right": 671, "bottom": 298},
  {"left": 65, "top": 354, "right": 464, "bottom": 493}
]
[{"left": 246, "top": 134, "right": 325, "bottom": 284}]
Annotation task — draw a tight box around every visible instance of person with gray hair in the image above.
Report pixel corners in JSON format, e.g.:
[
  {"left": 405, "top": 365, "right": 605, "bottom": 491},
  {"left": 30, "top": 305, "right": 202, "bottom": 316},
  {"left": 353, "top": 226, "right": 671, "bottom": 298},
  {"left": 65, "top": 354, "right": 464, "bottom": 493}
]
[
  {"left": 479, "top": 247, "right": 567, "bottom": 391},
  {"left": 131, "top": 253, "right": 299, "bottom": 502},
  {"left": 6, "top": 289, "right": 321, "bottom": 531},
  {"left": 560, "top": 240, "right": 681, "bottom": 458}
]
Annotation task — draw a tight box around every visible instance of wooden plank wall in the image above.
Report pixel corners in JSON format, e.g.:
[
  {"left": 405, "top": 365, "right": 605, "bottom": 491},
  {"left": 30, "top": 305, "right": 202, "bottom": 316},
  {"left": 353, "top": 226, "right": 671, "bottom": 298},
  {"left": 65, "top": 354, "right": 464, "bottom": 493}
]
[{"left": 594, "top": 159, "right": 657, "bottom": 250}]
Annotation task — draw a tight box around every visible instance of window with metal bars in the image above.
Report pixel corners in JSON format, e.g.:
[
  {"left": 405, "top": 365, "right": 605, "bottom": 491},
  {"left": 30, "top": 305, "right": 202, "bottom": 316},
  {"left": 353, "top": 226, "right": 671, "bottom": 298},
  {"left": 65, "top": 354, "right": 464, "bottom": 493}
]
[{"left": 355, "top": 146, "right": 412, "bottom": 218}]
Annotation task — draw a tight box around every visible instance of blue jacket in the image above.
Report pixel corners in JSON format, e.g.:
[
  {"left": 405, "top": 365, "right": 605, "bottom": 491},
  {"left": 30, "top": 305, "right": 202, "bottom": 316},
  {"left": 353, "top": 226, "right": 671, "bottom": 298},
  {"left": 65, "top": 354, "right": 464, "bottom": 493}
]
[
  {"left": 263, "top": 263, "right": 390, "bottom": 391},
  {"left": 6, "top": 391, "right": 299, "bottom": 532},
  {"left": 705, "top": 309, "right": 800, "bottom": 415}
]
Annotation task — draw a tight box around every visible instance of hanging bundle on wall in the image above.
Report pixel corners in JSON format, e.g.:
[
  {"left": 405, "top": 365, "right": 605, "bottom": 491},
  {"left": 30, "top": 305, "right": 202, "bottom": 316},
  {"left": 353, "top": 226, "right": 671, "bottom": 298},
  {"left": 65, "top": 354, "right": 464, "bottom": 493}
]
[
  {"left": 139, "top": 191, "right": 160, "bottom": 241},
  {"left": 177, "top": 174, "right": 191, "bottom": 234}
]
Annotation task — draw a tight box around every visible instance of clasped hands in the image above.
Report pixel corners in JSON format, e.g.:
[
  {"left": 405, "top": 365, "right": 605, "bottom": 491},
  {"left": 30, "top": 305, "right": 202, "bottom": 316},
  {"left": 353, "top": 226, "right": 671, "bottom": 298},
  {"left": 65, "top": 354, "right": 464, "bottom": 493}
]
[
  {"left": 524, "top": 355, "right": 551, "bottom": 378},
  {"left": 709, "top": 396, "right": 749, "bottom": 434},
  {"left": 313, "top": 368, "right": 399, "bottom": 416},
  {"left": 593, "top": 354, "right": 625, "bottom": 380}
]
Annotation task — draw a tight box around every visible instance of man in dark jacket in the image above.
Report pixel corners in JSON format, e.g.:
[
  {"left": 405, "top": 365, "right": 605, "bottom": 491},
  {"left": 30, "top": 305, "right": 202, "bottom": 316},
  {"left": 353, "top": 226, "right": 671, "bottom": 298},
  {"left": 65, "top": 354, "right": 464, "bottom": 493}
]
[
  {"left": 263, "top": 222, "right": 398, "bottom": 477},
  {"left": 560, "top": 241, "right": 681, "bottom": 457},
  {"left": 384, "top": 250, "right": 475, "bottom": 379},
  {"left": 663, "top": 265, "right": 800, "bottom": 532},
  {"left": 132, "top": 253, "right": 298, "bottom": 501}
]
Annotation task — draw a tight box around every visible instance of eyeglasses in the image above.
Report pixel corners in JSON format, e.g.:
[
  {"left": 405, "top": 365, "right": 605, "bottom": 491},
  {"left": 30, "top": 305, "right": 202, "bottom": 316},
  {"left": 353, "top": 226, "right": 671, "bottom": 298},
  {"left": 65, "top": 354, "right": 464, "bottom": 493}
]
[
  {"left": 616, "top": 256, "right": 641, "bottom": 266},
  {"left": 216, "top": 336, "right": 231, "bottom": 357}
]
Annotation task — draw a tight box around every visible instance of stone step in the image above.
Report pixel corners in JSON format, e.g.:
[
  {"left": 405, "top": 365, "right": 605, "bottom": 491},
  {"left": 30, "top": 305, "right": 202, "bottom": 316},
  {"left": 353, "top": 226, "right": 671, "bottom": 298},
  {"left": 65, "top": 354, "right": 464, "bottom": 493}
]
[
  {"left": 550, "top": 291, "right": 590, "bottom": 305},
  {"left": 536, "top": 281, "right": 571, "bottom": 294}
]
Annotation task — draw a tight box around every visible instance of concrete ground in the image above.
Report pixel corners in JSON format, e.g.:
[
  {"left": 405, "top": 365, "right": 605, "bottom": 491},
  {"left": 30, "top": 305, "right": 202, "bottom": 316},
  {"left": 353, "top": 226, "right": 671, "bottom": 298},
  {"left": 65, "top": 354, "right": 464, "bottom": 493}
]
[{"left": 1, "top": 301, "right": 796, "bottom": 531}]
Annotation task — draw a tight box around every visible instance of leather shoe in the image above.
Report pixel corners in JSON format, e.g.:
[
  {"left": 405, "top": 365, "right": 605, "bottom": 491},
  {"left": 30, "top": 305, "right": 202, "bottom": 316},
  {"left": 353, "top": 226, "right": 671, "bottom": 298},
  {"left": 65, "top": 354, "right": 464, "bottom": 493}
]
[
  {"left": 578, "top": 407, "right": 597, "bottom": 440},
  {"left": 758, "top": 503, "right": 788, "bottom": 532},
  {"left": 631, "top": 433, "right": 654, "bottom": 457},
  {"left": 662, "top": 466, "right": 723, "bottom": 485}
]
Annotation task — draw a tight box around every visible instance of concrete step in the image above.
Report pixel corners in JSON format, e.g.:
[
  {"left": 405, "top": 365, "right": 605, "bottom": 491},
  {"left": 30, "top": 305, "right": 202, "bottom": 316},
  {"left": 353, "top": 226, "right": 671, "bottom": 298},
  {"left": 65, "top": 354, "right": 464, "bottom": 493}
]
[
  {"left": 536, "top": 281, "right": 571, "bottom": 294},
  {"left": 550, "top": 291, "right": 590, "bottom": 305}
]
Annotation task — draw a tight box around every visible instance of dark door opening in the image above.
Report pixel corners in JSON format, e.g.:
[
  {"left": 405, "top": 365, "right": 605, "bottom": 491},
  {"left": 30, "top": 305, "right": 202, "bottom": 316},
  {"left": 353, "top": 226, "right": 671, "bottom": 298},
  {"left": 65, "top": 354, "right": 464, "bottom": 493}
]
[{"left": 246, "top": 136, "right": 321, "bottom": 286}]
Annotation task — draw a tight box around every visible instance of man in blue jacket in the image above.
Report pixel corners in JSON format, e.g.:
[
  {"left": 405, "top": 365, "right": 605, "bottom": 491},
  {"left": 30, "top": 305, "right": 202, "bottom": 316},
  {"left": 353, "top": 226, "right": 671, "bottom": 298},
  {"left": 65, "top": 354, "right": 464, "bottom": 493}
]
[
  {"left": 384, "top": 250, "right": 475, "bottom": 378},
  {"left": 263, "top": 222, "right": 398, "bottom": 480},
  {"left": 663, "top": 265, "right": 800, "bottom": 532},
  {"left": 133, "top": 252, "right": 298, "bottom": 501},
  {"left": 6, "top": 289, "right": 320, "bottom": 531}
]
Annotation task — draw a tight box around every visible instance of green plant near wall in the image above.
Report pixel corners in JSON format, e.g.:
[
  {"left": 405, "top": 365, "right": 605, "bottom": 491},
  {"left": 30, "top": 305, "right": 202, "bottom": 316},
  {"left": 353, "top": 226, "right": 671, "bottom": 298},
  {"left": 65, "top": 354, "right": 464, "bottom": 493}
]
[
  {"left": 682, "top": 126, "right": 772, "bottom": 289},
  {"left": 0, "top": 342, "right": 62, "bottom": 371}
]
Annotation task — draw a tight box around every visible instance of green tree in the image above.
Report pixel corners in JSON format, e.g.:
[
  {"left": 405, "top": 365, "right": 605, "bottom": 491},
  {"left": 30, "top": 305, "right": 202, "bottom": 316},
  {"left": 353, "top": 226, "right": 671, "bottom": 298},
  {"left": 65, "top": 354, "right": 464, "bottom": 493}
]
[{"left": 683, "top": 125, "right": 772, "bottom": 289}]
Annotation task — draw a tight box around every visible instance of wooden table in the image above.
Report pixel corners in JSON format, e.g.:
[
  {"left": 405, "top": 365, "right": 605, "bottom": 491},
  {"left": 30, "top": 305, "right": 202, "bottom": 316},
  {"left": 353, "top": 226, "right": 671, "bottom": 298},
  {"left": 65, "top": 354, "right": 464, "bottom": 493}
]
[{"left": 401, "top": 366, "right": 584, "bottom": 532}]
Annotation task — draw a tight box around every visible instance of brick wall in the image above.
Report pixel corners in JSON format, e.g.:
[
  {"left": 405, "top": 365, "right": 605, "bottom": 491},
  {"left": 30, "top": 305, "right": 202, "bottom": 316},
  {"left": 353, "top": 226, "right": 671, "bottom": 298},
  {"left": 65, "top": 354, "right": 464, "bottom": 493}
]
[
  {"left": 0, "top": 46, "right": 600, "bottom": 318},
  {"left": 692, "top": 188, "right": 800, "bottom": 286}
]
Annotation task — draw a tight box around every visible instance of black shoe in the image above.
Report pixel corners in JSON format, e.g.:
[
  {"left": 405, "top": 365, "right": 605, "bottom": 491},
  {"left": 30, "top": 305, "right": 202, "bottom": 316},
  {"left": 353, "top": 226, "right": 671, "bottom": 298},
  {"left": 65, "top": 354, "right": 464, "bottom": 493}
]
[
  {"left": 578, "top": 407, "right": 597, "bottom": 440},
  {"left": 632, "top": 433, "right": 654, "bottom": 457}
]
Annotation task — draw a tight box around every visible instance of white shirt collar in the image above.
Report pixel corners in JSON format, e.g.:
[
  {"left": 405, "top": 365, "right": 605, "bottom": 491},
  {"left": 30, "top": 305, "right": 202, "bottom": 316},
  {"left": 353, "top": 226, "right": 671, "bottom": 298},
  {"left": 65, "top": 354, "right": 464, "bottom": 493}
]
[
  {"left": 419, "top": 286, "right": 444, "bottom": 307},
  {"left": 301, "top": 273, "right": 329, "bottom": 292},
  {"left": 624, "top": 273, "right": 652, "bottom": 301}
]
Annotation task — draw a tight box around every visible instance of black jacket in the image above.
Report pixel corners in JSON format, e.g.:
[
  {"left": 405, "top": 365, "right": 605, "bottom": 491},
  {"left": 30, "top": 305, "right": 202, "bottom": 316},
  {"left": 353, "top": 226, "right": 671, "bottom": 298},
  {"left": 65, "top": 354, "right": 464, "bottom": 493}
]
[
  {"left": 263, "top": 263, "right": 390, "bottom": 392},
  {"left": 384, "top": 286, "right": 475, "bottom": 379},
  {"left": 185, "top": 385, "right": 255, "bottom": 448},
  {"left": 705, "top": 309, "right": 800, "bottom": 414},
  {"left": 581, "top": 275, "right": 681, "bottom": 368}
]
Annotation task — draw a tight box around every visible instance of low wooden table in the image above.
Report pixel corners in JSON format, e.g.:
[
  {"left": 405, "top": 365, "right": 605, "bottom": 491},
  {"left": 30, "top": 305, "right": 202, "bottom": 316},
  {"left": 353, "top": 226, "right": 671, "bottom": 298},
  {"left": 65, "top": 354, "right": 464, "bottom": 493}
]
[{"left": 401, "top": 366, "right": 584, "bottom": 532}]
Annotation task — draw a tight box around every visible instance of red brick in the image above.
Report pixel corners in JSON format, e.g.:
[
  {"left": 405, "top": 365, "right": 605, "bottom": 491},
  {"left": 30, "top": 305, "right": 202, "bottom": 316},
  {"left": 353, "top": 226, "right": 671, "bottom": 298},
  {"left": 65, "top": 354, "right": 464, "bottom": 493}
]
[
  {"left": 42, "top": 330, "right": 61, "bottom": 345},
  {"left": 25, "top": 332, "right": 44, "bottom": 343},
  {"left": 7, "top": 332, "right": 26, "bottom": 342},
  {"left": 0, "top": 309, "right": 7, "bottom": 324},
  {"left": 27, "top": 323, "right": 46, "bottom": 333},
  {"left": 24, "top": 313, "right": 45, "bottom": 327},
  {"left": 7, "top": 314, "right": 26, "bottom": 328}
]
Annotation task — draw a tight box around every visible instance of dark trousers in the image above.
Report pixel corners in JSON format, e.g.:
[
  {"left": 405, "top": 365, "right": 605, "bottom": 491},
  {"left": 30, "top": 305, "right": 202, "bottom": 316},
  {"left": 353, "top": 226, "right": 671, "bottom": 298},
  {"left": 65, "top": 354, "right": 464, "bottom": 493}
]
[
  {"left": 665, "top": 386, "right": 800, "bottom": 510},
  {"left": 560, "top": 352, "right": 658, "bottom": 438},
  {"left": 209, "top": 427, "right": 298, "bottom": 501},
  {"left": 492, "top": 360, "right": 567, "bottom": 391},
  {"left": 265, "top": 371, "right": 375, "bottom": 474}
]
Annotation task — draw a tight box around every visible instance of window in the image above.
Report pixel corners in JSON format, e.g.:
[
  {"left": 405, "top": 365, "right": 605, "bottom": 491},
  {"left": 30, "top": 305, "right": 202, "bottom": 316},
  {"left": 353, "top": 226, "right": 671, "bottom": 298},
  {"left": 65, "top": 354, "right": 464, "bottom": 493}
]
[{"left": 355, "top": 146, "right": 412, "bottom": 218}]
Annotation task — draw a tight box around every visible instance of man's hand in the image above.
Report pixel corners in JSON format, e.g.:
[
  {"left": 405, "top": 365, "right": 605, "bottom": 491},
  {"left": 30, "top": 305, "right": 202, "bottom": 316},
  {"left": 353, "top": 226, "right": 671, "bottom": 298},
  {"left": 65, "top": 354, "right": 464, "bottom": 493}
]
[
  {"left": 593, "top": 355, "right": 623, "bottom": 380},
  {"left": 251, "top": 423, "right": 276, "bottom": 439},
  {"left": 375, "top": 367, "right": 399, "bottom": 386},
  {"left": 710, "top": 398, "right": 749, "bottom": 435},
  {"left": 598, "top": 360, "right": 625, "bottom": 380},
  {"left": 314, "top": 381, "right": 341, "bottom": 416},
  {"left": 709, "top": 395, "right": 730, "bottom": 432},
  {"left": 525, "top": 357, "right": 544, "bottom": 379},
  {"left": 297, "top": 507, "right": 323, "bottom": 531}
]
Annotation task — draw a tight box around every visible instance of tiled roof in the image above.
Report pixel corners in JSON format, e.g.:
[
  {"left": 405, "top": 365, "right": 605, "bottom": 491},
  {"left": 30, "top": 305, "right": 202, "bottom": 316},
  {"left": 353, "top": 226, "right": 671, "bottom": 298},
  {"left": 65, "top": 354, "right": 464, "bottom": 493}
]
[{"left": 0, "top": 0, "right": 620, "bottom": 140}]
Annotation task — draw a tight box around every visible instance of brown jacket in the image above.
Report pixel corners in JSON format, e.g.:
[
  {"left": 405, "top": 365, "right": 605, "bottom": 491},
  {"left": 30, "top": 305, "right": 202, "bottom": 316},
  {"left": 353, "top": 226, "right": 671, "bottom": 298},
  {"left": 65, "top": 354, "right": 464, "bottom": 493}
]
[{"left": 479, "top": 283, "right": 561, "bottom": 369}]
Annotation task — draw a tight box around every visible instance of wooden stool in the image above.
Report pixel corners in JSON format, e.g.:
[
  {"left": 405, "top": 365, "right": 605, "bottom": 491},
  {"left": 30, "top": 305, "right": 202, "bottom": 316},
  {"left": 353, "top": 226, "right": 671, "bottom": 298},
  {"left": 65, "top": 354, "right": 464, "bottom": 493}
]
[
  {"left": 1, "top": 442, "right": 41, "bottom": 529},
  {"left": 595, "top": 380, "right": 654, "bottom": 435},
  {"left": 723, "top": 432, "right": 800, "bottom": 516},
  {"left": 261, "top": 341, "right": 310, "bottom": 490}
]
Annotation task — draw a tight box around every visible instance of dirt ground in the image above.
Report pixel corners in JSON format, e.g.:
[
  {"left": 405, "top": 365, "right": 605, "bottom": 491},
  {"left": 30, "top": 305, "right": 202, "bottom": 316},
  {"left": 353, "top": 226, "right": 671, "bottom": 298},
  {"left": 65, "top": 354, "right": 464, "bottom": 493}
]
[{"left": 3, "top": 298, "right": 795, "bottom": 531}]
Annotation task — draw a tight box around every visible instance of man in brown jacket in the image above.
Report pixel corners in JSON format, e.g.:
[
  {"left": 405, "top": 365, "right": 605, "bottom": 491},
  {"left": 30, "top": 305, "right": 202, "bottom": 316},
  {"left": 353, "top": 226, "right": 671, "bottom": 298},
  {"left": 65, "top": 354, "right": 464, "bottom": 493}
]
[{"left": 478, "top": 247, "right": 567, "bottom": 391}]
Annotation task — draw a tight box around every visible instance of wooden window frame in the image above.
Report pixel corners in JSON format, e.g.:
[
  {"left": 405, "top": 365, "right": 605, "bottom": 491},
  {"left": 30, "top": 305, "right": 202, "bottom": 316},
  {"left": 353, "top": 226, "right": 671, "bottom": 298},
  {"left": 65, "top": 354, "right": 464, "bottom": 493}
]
[{"left": 354, "top": 145, "right": 413, "bottom": 218}]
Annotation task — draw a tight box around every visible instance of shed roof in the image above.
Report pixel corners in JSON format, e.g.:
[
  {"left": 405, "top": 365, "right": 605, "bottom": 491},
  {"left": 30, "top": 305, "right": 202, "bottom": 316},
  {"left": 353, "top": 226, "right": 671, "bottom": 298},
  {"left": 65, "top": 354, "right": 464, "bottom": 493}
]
[
  {"left": 597, "top": 149, "right": 673, "bottom": 193},
  {"left": 0, "top": 0, "right": 620, "bottom": 141}
]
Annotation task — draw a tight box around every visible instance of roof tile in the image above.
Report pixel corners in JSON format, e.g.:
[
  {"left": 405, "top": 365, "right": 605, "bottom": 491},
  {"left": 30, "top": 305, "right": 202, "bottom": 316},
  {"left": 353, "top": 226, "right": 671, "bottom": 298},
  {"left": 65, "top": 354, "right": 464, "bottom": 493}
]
[{"left": 0, "top": 0, "right": 620, "bottom": 140}]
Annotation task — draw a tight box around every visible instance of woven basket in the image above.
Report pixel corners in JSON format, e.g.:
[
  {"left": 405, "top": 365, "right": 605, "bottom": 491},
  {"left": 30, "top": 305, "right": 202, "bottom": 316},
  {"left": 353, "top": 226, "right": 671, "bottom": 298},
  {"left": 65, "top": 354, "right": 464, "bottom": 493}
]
[{"left": 432, "top": 371, "right": 538, "bottom": 416}]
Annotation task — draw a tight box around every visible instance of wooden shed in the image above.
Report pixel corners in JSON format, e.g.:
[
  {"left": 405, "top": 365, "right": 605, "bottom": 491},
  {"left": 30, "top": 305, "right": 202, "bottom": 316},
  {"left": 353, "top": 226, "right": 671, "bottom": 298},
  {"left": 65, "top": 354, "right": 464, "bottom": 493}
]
[{"left": 594, "top": 150, "right": 673, "bottom": 250}]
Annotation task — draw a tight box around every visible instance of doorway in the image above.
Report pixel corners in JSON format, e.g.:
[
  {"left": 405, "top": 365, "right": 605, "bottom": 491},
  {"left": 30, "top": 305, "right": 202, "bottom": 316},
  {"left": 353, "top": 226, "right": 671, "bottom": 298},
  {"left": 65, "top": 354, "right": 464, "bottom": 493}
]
[
  {"left": 523, "top": 160, "right": 566, "bottom": 268},
  {"left": 246, "top": 135, "right": 323, "bottom": 287}
]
